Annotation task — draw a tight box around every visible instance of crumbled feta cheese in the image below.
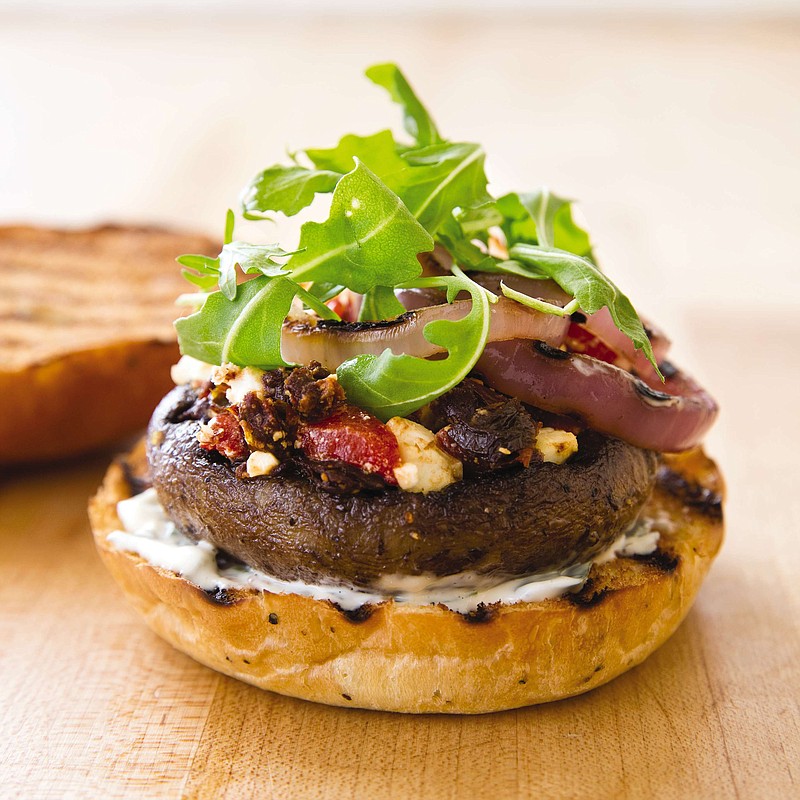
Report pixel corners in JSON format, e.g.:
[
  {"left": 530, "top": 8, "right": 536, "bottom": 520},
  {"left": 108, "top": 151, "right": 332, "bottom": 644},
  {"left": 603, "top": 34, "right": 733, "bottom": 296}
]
[
  {"left": 535, "top": 427, "right": 579, "bottom": 464},
  {"left": 210, "top": 363, "right": 266, "bottom": 405},
  {"left": 245, "top": 450, "right": 279, "bottom": 478},
  {"left": 386, "top": 417, "right": 463, "bottom": 493},
  {"left": 288, "top": 295, "right": 316, "bottom": 322},
  {"left": 196, "top": 420, "right": 218, "bottom": 446},
  {"left": 171, "top": 355, "right": 212, "bottom": 386}
]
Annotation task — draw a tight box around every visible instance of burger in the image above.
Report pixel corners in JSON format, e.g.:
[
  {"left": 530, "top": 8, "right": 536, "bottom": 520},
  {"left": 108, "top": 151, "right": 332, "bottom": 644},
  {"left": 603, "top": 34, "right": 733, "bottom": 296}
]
[{"left": 89, "top": 64, "right": 723, "bottom": 713}]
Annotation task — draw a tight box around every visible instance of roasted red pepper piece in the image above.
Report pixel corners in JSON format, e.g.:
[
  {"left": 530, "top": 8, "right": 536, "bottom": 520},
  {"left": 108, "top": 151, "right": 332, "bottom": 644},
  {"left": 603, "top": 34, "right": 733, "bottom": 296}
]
[
  {"left": 566, "top": 322, "right": 621, "bottom": 366},
  {"left": 326, "top": 289, "right": 361, "bottom": 322},
  {"left": 198, "top": 411, "right": 249, "bottom": 461},
  {"left": 299, "top": 407, "right": 401, "bottom": 484}
]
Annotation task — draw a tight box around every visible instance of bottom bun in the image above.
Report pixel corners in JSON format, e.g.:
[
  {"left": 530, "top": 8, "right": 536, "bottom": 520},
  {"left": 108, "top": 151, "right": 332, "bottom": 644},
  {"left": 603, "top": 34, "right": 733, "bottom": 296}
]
[{"left": 89, "top": 440, "right": 724, "bottom": 714}]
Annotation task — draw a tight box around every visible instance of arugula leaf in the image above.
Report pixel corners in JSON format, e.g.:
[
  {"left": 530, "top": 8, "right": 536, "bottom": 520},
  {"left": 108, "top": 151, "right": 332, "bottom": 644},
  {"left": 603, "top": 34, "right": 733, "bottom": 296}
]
[
  {"left": 224, "top": 208, "right": 235, "bottom": 245},
  {"left": 358, "top": 285, "right": 406, "bottom": 322},
  {"left": 305, "top": 132, "right": 489, "bottom": 236},
  {"left": 306, "top": 130, "right": 406, "bottom": 177},
  {"left": 306, "top": 281, "right": 345, "bottom": 303},
  {"left": 177, "top": 253, "right": 220, "bottom": 290},
  {"left": 241, "top": 164, "right": 340, "bottom": 219},
  {"left": 497, "top": 189, "right": 592, "bottom": 256},
  {"left": 176, "top": 254, "right": 218, "bottom": 273},
  {"left": 336, "top": 269, "right": 492, "bottom": 420},
  {"left": 177, "top": 210, "right": 242, "bottom": 296},
  {"left": 176, "top": 275, "right": 300, "bottom": 368},
  {"left": 392, "top": 142, "right": 490, "bottom": 235},
  {"left": 217, "top": 241, "right": 297, "bottom": 300},
  {"left": 178, "top": 238, "right": 296, "bottom": 301},
  {"left": 294, "top": 284, "right": 340, "bottom": 320},
  {"left": 509, "top": 243, "right": 661, "bottom": 377},
  {"left": 456, "top": 201, "right": 503, "bottom": 237},
  {"left": 179, "top": 269, "right": 218, "bottom": 291},
  {"left": 287, "top": 160, "right": 433, "bottom": 292},
  {"left": 239, "top": 67, "right": 486, "bottom": 241},
  {"left": 365, "top": 63, "right": 441, "bottom": 147},
  {"left": 217, "top": 256, "right": 238, "bottom": 301},
  {"left": 437, "top": 216, "right": 497, "bottom": 272},
  {"left": 220, "top": 242, "right": 293, "bottom": 277}
]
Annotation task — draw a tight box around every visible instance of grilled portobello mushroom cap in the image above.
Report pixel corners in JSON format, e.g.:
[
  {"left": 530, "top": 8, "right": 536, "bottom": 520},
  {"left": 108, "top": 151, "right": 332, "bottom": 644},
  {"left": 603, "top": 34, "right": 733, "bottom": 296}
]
[{"left": 148, "top": 386, "right": 658, "bottom": 588}]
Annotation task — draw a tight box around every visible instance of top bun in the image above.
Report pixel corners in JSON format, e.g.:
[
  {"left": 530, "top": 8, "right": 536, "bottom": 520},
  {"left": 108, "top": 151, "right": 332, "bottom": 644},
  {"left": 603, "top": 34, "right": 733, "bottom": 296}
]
[{"left": 0, "top": 224, "right": 216, "bottom": 464}]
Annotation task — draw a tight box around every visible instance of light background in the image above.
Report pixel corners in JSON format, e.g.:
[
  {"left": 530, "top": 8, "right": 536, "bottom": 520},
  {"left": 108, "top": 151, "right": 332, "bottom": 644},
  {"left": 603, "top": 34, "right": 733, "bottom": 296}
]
[{"left": 2, "top": 3, "right": 799, "bottom": 401}]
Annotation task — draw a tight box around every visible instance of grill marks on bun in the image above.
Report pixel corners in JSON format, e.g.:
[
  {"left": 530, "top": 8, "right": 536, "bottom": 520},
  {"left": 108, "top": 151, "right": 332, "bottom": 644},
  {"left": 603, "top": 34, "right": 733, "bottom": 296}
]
[
  {"left": 89, "top": 440, "right": 724, "bottom": 713},
  {"left": 657, "top": 466, "right": 724, "bottom": 520}
]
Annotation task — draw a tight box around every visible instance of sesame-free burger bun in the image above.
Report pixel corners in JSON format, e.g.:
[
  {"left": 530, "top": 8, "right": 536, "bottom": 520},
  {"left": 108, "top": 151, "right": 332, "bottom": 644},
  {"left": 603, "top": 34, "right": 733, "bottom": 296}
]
[
  {"left": 89, "top": 439, "right": 723, "bottom": 714},
  {"left": 0, "top": 224, "right": 216, "bottom": 464}
]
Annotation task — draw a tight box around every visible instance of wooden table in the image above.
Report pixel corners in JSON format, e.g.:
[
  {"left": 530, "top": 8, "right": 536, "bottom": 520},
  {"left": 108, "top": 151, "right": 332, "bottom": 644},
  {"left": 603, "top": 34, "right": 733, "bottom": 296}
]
[{"left": 2, "top": 11, "right": 800, "bottom": 800}]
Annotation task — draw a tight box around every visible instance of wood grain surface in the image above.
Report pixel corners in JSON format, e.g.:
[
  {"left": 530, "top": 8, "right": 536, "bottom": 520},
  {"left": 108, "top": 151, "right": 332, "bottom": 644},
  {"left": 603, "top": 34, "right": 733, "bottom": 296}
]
[{"left": 2, "top": 11, "right": 799, "bottom": 800}]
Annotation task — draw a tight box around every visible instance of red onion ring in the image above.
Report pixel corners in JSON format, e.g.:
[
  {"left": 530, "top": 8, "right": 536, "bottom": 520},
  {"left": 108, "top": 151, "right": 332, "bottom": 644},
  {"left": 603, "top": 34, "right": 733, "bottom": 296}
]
[
  {"left": 468, "top": 272, "right": 671, "bottom": 377},
  {"left": 476, "top": 340, "right": 718, "bottom": 452},
  {"left": 574, "top": 306, "right": 671, "bottom": 380},
  {"left": 282, "top": 299, "right": 569, "bottom": 372}
]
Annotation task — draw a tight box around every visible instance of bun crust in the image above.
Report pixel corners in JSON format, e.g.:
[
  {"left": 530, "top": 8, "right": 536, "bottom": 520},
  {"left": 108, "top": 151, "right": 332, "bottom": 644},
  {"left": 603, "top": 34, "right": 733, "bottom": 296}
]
[
  {"left": 0, "top": 224, "right": 216, "bottom": 463},
  {"left": 90, "top": 440, "right": 724, "bottom": 713}
]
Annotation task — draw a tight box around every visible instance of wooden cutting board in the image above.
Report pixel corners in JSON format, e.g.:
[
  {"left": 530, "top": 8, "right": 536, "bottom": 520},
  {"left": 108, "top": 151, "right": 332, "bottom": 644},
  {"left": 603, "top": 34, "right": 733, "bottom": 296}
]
[{"left": 2, "top": 311, "right": 798, "bottom": 799}]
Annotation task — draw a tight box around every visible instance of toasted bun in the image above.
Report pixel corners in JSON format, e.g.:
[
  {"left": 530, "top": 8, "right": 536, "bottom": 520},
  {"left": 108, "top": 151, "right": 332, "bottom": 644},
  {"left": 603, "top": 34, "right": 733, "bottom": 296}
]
[
  {"left": 90, "top": 440, "right": 723, "bottom": 713},
  {"left": 0, "top": 224, "right": 216, "bottom": 463}
]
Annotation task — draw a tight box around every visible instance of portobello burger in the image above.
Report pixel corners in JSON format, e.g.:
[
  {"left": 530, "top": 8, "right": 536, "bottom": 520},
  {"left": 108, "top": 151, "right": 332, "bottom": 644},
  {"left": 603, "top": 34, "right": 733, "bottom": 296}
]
[{"left": 90, "top": 64, "right": 723, "bottom": 713}]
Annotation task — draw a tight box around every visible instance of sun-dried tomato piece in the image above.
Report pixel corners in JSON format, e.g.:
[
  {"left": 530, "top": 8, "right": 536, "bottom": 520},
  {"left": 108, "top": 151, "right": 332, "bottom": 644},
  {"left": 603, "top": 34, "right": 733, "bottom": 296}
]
[
  {"left": 198, "top": 411, "right": 249, "bottom": 461},
  {"left": 283, "top": 365, "right": 346, "bottom": 421},
  {"left": 299, "top": 407, "right": 401, "bottom": 485},
  {"left": 236, "top": 394, "right": 298, "bottom": 455},
  {"left": 427, "top": 378, "right": 537, "bottom": 473}
]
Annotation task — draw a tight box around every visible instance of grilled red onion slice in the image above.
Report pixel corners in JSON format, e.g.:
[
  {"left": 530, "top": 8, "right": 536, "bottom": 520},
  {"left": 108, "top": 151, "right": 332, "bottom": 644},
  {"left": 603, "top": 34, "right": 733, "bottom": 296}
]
[
  {"left": 396, "top": 276, "right": 570, "bottom": 317},
  {"left": 471, "top": 274, "right": 571, "bottom": 305},
  {"left": 572, "top": 305, "right": 671, "bottom": 380},
  {"left": 282, "top": 298, "right": 569, "bottom": 372},
  {"left": 394, "top": 286, "right": 449, "bottom": 311},
  {"left": 476, "top": 340, "right": 718, "bottom": 452},
  {"left": 467, "top": 272, "right": 671, "bottom": 376}
]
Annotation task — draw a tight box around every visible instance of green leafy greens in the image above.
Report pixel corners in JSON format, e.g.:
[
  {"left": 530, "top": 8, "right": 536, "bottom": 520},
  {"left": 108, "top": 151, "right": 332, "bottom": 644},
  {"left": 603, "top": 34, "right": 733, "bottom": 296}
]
[
  {"left": 242, "top": 165, "right": 340, "bottom": 219},
  {"left": 365, "top": 62, "right": 442, "bottom": 147},
  {"left": 176, "top": 62, "right": 662, "bottom": 423},
  {"left": 176, "top": 275, "right": 300, "bottom": 368},
  {"left": 337, "top": 269, "right": 493, "bottom": 420},
  {"left": 496, "top": 189, "right": 593, "bottom": 255},
  {"left": 508, "top": 243, "right": 661, "bottom": 377},
  {"left": 358, "top": 285, "right": 407, "bottom": 322},
  {"left": 285, "top": 160, "right": 433, "bottom": 291},
  {"left": 177, "top": 159, "right": 432, "bottom": 367},
  {"left": 240, "top": 77, "right": 488, "bottom": 237}
]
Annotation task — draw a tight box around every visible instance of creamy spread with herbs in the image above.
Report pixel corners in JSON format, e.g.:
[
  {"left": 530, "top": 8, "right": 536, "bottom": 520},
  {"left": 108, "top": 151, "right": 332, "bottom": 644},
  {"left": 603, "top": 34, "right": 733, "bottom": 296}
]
[{"left": 107, "top": 489, "right": 661, "bottom": 613}]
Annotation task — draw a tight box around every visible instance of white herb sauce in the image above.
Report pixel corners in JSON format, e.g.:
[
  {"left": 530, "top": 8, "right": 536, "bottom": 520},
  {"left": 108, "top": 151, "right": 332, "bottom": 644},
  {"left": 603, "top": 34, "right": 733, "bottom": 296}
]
[{"left": 107, "top": 489, "right": 660, "bottom": 613}]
